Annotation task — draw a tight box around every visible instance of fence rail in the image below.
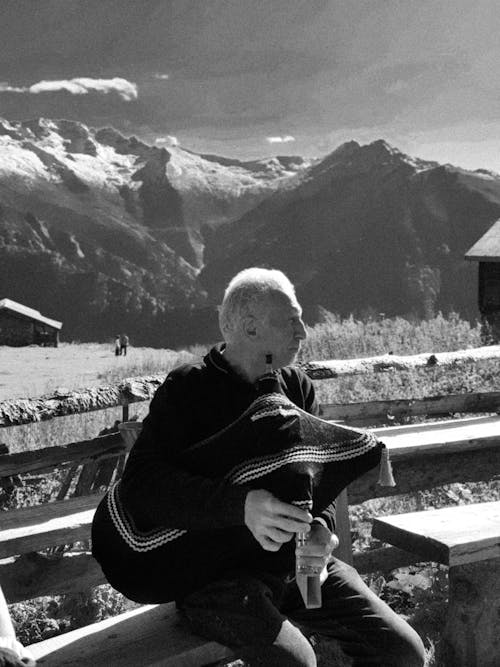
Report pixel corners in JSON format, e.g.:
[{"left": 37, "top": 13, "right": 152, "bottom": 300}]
[
  {"left": 1, "top": 345, "right": 500, "bottom": 604},
  {"left": 302, "top": 344, "right": 500, "bottom": 379},
  {"left": 2, "top": 345, "right": 500, "bottom": 428}
]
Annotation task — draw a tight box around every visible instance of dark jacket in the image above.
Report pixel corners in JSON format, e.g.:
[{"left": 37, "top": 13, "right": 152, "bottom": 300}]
[{"left": 92, "top": 344, "right": 334, "bottom": 603}]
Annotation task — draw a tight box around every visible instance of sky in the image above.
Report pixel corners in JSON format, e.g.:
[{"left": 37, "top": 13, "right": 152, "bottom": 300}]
[{"left": 1, "top": 0, "right": 500, "bottom": 171}]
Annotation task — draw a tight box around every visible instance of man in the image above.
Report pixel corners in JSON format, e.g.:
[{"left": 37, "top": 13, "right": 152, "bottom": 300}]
[{"left": 92, "top": 268, "right": 425, "bottom": 666}]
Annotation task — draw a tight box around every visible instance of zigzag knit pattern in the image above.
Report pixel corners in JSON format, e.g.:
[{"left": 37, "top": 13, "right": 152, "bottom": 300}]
[
  {"left": 108, "top": 392, "right": 381, "bottom": 553},
  {"left": 107, "top": 482, "right": 187, "bottom": 552}
]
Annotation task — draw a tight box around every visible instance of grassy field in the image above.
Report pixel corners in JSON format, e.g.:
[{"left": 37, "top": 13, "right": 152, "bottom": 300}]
[
  {"left": 3, "top": 312, "right": 499, "bottom": 456},
  {"left": 2, "top": 311, "right": 500, "bottom": 665}
]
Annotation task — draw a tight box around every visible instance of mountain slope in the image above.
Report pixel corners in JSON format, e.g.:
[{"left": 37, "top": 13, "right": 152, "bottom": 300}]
[
  {"left": 0, "top": 118, "right": 303, "bottom": 344},
  {"left": 200, "top": 140, "right": 500, "bottom": 320},
  {"left": 2, "top": 121, "right": 499, "bottom": 345}
]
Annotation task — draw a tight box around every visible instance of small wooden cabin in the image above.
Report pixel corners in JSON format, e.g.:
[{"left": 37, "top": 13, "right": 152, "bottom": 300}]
[
  {"left": 465, "top": 219, "right": 500, "bottom": 342},
  {"left": 0, "top": 298, "right": 62, "bottom": 347}
]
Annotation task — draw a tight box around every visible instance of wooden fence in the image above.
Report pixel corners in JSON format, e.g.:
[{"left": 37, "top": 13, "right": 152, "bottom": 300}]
[{"left": 1, "top": 345, "right": 500, "bottom": 604}]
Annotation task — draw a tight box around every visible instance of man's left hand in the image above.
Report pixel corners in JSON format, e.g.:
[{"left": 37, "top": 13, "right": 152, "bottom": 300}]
[{"left": 295, "top": 522, "right": 339, "bottom": 584}]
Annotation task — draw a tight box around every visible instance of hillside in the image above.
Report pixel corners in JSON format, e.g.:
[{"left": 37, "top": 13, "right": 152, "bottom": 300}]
[
  {"left": 200, "top": 140, "right": 500, "bottom": 320},
  {"left": 1, "top": 119, "right": 499, "bottom": 345},
  {"left": 0, "top": 118, "right": 306, "bottom": 344}
]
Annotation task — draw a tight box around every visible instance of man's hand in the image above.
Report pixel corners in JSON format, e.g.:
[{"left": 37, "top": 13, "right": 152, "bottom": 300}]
[
  {"left": 295, "top": 522, "right": 339, "bottom": 584},
  {"left": 0, "top": 646, "right": 35, "bottom": 667},
  {"left": 244, "top": 489, "right": 312, "bottom": 551}
]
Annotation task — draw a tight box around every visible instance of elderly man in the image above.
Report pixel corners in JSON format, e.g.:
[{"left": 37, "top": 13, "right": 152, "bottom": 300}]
[{"left": 92, "top": 268, "right": 425, "bottom": 667}]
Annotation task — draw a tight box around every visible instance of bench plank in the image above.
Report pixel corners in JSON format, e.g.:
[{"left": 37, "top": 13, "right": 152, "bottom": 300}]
[
  {"left": 0, "top": 433, "right": 125, "bottom": 478},
  {"left": 0, "top": 494, "right": 102, "bottom": 558},
  {"left": 29, "top": 603, "right": 233, "bottom": 666},
  {"left": 372, "top": 501, "right": 500, "bottom": 566},
  {"left": 1, "top": 552, "right": 106, "bottom": 603},
  {"left": 321, "top": 391, "right": 500, "bottom": 424},
  {"left": 373, "top": 415, "right": 500, "bottom": 458}
]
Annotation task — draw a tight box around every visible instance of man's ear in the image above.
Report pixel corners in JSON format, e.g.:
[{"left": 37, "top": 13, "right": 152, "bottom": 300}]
[{"left": 243, "top": 315, "right": 257, "bottom": 338}]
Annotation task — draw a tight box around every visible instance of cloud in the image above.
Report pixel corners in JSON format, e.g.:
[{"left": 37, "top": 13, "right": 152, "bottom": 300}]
[
  {"left": 154, "top": 73, "right": 170, "bottom": 80},
  {"left": 266, "top": 135, "right": 296, "bottom": 144},
  {"left": 0, "top": 77, "right": 137, "bottom": 101},
  {"left": 155, "top": 135, "right": 179, "bottom": 146},
  {"left": 0, "top": 83, "right": 26, "bottom": 93}
]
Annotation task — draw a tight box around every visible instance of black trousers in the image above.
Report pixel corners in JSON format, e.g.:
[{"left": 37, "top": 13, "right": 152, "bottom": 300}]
[{"left": 179, "top": 558, "right": 425, "bottom": 667}]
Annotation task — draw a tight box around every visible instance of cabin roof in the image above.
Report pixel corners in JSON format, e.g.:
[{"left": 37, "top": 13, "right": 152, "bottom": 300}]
[
  {"left": 0, "top": 299, "right": 63, "bottom": 330},
  {"left": 465, "top": 219, "right": 500, "bottom": 262}
]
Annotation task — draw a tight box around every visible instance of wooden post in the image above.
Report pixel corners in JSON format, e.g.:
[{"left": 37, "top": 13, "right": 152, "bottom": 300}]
[
  {"left": 441, "top": 557, "right": 500, "bottom": 667},
  {"left": 331, "top": 489, "right": 353, "bottom": 564}
]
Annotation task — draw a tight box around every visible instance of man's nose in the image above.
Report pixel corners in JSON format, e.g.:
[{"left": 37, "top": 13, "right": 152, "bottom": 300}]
[{"left": 295, "top": 319, "right": 307, "bottom": 340}]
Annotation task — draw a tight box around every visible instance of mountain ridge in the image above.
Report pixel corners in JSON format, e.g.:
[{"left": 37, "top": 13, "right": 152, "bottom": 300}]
[
  {"left": 1, "top": 117, "right": 499, "bottom": 345},
  {"left": 200, "top": 139, "right": 500, "bottom": 322}
]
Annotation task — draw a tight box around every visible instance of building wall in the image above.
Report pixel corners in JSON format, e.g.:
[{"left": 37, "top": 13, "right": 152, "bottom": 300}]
[
  {"left": 0, "top": 312, "right": 34, "bottom": 346},
  {"left": 34, "top": 323, "right": 59, "bottom": 347},
  {"left": 478, "top": 262, "right": 500, "bottom": 343}
]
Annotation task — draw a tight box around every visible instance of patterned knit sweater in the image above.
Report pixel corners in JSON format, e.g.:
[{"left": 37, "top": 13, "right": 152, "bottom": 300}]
[{"left": 91, "top": 345, "right": 382, "bottom": 603}]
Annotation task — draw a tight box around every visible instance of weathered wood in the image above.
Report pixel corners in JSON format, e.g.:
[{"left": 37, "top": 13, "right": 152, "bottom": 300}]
[
  {"left": 57, "top": 463, "right": 80, "bottom": 500},
  {"left": 1, "top": 546, "right": 422, "bottom": 603},
  {"left": 91, "top": 455, "right": 123, "bottom": 493},
  {"left": 1, "top": 346, "right": 499, "bottom": 426},
  {"left": 0, "top": 431, "right": 125, "bottom": 478},
  {"left": 375, "top": 415, "right": 500, "bottom": 458},
  {"left": 0, "top": 431, "right": 498, "bottom": 613},
  {"left": 372, "top": 501, "right": 500, "bottom": 567},
  {"left": 331, "top": 490, "right": 353, "bottom": 565},
  {"left": 441, "top": 558, "right": 500, "bottom": 667},
  {"left": 320, "top": 391, "right": 500, "bottom": 424},
  {"left": 0, "top": 494, "right": 102, "bottom": 558},
  {"left": 353, "top": 546, "right": 418, "bottom": 574},
  {"left": 4, "top": 415, "right": 498, "bottom": 482},
  {"left": 0, "top": 552, "right": 106, "bottom": 603},
  {"left": 118, "top": 421, "right": 142, "bottom": 448},
  {"left": 74, "top": 461, "right": 101, "bottom": 497},
  {"left": 349, "top": 444, "right": 500, "bottom": 504},
  {"left": 303, "top": 345, "right": 500, "bottom": 380},
  {"left": 29, "top": 603, "right": 233, "bottom": 666},
  {"left": 0, "top": 376, "right": 163, "bottom": 427},
  {"left": 347, "top": 417, "right": 500, "bottom": 504}
]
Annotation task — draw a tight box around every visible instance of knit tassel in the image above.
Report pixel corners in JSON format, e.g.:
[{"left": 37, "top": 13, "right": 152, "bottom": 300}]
[{"left": 377, "top": 447, "right": 396, "bottom": 487}]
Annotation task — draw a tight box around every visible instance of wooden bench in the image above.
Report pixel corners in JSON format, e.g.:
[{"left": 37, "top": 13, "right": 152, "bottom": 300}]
[
  {"left": 0, "top": 412, "right": 497, "bottom": 665},
  {"left": 1, "top": 350, "right": 500, "bottom": 665},
  {"left": 372, "top": 501, "right": 500, "bottom": 667},
  {"left": 0, "top": 461, "right": 234, "bottom": 665},
  {"left": 29, "top": 603, "right": 233, "bottom": 666}
]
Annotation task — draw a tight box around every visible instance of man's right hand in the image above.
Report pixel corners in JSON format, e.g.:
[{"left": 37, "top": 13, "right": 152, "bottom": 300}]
[
  {"left": 0, "top": 647, "right": 35, "bottom": 667},
  {"left": 244, "top": 489, "right": 312, "bottom": 552}
]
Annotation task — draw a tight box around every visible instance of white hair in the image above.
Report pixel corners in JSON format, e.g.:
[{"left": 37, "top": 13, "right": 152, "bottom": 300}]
[{"left": 219, "top": 267, "right": 297, "bottom": 339}]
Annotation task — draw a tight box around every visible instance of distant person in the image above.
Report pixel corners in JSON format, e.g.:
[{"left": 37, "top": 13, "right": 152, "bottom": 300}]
[
  {"left": 119, "top": 334, "right": 129, "bottom": 356},
  {"left": 0, "top": 584, "right": 35, "bottom": 666},
  {"left": 114, "top": 336, "right": 121, "bottom": 357}
]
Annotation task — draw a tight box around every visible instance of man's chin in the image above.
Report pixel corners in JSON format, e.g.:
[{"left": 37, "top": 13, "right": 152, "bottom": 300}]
[{"left": 285, "top": 349, "right": 300, "bottom": 365}]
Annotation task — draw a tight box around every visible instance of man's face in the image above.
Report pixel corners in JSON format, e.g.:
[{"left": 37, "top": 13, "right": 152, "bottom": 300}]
[{"left": 256, "top": 290, "right": 307, "bottom": 368}]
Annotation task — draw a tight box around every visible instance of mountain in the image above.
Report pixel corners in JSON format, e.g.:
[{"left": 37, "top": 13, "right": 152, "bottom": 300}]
[
  {"left": 0, "top": 118, "right": 307, "bottom": 345},
  {"left": 2, "top": 119, "right": 499, "bottom": 346},
  {"left": 200, "top": 140, "right": 500, "bottom": 321}
]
